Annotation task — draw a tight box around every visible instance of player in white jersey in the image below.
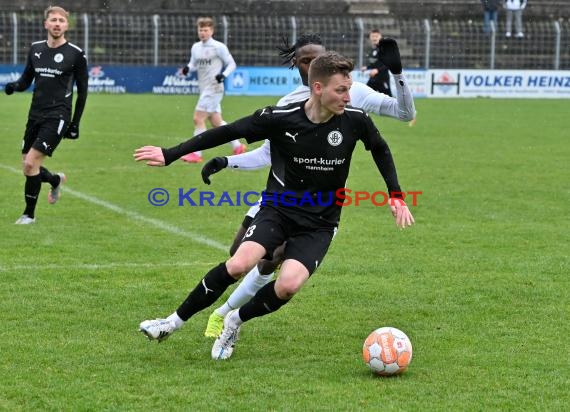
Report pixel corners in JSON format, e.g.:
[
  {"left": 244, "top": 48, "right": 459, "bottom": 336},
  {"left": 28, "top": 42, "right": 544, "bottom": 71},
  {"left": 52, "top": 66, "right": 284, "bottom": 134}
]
[
  {"left": 199, "top": 34, "right": 416, "bottom": 338},
  {"left": 180, "top": 17, "right": 246, "bottom": 163}
]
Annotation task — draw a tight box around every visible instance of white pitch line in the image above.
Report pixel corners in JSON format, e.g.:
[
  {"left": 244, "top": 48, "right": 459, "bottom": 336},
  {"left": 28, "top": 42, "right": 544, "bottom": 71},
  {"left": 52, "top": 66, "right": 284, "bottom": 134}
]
[
  {"left": 65, "top": 186, "right": 228, "bottom": 251},
  {"left": 0, "top": 163, "right": 227, "bottom": 252}
]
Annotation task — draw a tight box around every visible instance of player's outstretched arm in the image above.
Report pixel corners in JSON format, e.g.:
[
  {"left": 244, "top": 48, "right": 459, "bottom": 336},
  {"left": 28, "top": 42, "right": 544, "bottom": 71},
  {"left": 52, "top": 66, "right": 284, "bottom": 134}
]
[
  {"left": 389, "top": 198, "right": 415, "bottom": 228},
  {"left": 351, "top": 73, "right": 415, "bottom": 122},
  {"left": 352, "top": 37, "right": 415, "bottom": 121},
  {"left": 134, "top": 114, "right": 259, "bottom": 167},
  {"left": 134, "top": 146, "right": 166, "bottom": 166}
]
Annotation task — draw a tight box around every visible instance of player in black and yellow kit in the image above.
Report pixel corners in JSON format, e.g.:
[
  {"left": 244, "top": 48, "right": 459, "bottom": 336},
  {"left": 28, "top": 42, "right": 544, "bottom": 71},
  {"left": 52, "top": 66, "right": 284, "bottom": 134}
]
[
  {"left": 134, "top": 51, "right": 414, "bottom": 360},
  {"left": 5, "top": 6, "right": 88, "bottom": 224}
]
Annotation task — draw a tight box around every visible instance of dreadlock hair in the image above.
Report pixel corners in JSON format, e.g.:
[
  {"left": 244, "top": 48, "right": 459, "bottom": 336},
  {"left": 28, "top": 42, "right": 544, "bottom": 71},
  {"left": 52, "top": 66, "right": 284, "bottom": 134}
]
[{"left": 277, "top": 33, "right": 323, "bottom": 69}]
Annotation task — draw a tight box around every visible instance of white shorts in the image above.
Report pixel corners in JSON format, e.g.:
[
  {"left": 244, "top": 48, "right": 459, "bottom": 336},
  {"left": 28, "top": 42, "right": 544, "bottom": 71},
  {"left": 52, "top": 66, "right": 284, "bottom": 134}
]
[{"left": 195, "top": 92, "right": 224, "bottom": 113}]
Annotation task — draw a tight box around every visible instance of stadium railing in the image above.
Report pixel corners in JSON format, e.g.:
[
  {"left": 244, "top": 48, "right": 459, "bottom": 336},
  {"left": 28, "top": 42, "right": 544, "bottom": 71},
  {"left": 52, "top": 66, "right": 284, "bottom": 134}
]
[{"left": 0, "top": 11, "right": 568, "bottom": 70}]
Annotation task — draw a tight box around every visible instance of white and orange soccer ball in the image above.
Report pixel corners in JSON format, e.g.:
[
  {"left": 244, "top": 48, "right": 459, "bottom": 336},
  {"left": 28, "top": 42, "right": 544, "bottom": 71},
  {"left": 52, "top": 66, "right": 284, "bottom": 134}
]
[{"left": 362, "top": 327, "right": 413, "bottom": 376}]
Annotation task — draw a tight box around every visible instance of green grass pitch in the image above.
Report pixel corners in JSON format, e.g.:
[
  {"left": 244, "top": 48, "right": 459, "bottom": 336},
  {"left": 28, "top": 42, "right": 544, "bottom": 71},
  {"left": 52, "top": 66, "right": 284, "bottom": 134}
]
[{"left": 0, "top": 93, "right": 568, "bottom": 411}]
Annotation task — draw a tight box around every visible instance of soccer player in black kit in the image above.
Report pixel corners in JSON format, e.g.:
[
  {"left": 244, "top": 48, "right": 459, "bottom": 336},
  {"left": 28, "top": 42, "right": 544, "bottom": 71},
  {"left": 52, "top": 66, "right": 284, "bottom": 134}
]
[
  {"left": 5, "top": 6, "right": 88, "bottom": 224},
  {"left": 134, "top": 51, "right": 414, "bottom": 360}
]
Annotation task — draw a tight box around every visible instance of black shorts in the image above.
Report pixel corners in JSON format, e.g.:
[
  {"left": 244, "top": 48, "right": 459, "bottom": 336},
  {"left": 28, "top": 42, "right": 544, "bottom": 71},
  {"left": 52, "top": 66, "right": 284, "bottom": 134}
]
[
  {"left": 241, "top": 214, "right": 254, "bottom": 230},
  {"left": 242, "top": 205, "right": 335, "bottom": 275},
  {"left": 22, "top": 117, "right": 68, "bottom": 156}
]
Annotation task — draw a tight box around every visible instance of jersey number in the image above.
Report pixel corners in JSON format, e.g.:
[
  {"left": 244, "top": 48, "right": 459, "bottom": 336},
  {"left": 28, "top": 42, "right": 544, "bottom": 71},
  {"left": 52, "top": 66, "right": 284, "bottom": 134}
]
[{"left": 243, "top": 225, "right": 256, "bottom": 239}]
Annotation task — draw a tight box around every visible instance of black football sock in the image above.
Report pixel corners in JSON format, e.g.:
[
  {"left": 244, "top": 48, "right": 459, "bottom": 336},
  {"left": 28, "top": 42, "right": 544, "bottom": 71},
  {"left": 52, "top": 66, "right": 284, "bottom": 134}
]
[
  {"left": 40, "top": 166, "right": 60, "bottom": 187},
  {"left": 238, "top": 280, "right": 290, "bottom": 322},
  {"left": 23, "top": 174, "right": 42, "bottom": 218},
  {"left": 176, "top": 262, "right": 237, "bottom": 321}
]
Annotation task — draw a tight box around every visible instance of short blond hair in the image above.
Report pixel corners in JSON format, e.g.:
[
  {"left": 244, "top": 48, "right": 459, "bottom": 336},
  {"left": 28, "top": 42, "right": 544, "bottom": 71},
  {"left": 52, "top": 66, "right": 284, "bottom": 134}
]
[
  {"left": 44, "top": 6, "right": 69, "bottom": 20},
  {"left": 196, "top": 17, "right": 214, "bottom": 28}
]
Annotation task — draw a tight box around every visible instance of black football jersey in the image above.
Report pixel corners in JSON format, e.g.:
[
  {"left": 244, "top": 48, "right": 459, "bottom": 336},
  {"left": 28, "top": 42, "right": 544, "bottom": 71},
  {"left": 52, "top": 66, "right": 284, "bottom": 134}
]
[
  {"left": 18, "top": 40, "right": 88, "bottom": 119},
  {"left": 228, "top": 100, "right": 385, "bottom": 227}
]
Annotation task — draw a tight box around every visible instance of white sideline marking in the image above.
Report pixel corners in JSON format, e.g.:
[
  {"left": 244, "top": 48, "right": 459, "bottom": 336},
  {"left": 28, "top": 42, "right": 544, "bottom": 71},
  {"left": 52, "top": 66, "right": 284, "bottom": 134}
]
[
  {"left": 0, "top": 163, "right": 227, "bottom": 252},
  {"left": 65, "top": 186, "right": 227, "bottom": 251}
]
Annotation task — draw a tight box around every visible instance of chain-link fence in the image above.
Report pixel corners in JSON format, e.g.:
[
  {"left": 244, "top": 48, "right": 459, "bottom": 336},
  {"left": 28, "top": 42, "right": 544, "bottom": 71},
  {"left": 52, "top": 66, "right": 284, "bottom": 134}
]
[{"left": 1, "top": 11, "right": 568, "bottom": 70}]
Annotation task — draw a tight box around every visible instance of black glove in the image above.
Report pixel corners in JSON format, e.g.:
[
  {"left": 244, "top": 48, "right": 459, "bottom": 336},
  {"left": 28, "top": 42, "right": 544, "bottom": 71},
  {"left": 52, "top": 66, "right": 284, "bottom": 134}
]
[
  {"left": 215, "top": 73, "right": 226, "bottom": 83},
  {"left": 182, "top": 66, "right": 189, "bottom": 76},
  {"left": 64, "top": 122, "right": 79, "bottom": 139},
  {"left": 4, "top": 82, "right": 15, "bottom": 95},
  {"left": 377, "top": 38, "right": 402, "bottom": 74},
  {"left": 201, "top": 156, "right": 228, "bottom": 185}
]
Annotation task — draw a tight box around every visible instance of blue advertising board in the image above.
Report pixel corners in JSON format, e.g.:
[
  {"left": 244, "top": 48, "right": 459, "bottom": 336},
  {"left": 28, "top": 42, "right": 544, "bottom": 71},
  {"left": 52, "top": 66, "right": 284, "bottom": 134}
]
[
  {"left": 0, "top": 65, "right": 303, "bottom": 95},
  {"left": 0, "top": 64, "right": 199, "bottom": 94},
  {"left": 224, "top": 67, "right": 303, "bottom": 96},
  {"left": 2, "top": 64, "right": 567, "bottom": 98}
]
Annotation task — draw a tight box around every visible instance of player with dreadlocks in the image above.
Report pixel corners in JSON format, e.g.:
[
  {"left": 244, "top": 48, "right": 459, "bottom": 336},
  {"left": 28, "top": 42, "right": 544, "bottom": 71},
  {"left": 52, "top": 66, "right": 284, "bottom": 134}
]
[{"left": 192, "top": 33, "right": 416, "bottom": 338}]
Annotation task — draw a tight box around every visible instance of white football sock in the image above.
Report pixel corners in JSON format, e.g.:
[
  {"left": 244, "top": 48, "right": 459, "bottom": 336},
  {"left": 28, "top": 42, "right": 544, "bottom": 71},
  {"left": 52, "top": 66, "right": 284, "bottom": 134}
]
[
  {"left": 167, "top": 311, "right": 185, "bottom": 330},
  {"left": 215, "top": 266, "right": 274, "bottom": 316}
]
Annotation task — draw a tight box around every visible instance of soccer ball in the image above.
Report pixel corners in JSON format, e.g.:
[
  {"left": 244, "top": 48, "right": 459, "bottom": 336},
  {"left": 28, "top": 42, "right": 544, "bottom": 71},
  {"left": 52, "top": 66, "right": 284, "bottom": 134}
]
[{"left": 362, "top": 327, "right": 413, "bottom": 376}]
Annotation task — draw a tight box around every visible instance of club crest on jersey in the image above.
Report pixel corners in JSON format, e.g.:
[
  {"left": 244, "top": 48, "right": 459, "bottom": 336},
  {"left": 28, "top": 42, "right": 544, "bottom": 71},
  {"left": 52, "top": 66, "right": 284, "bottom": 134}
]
[
  {"left": 327, "top": 130, "right": 343, "bottom": 146},
  {"left": 54, "top": 53, "right": 64, "bottom": 63}
]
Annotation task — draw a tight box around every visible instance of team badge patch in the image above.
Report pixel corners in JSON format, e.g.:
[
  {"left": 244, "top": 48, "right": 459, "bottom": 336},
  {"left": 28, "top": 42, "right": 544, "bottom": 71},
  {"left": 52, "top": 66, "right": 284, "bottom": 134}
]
[
  {"left": 54, "top": 53, "right": 64, "bottom": 63},
  {"left": 327, "top": 130, "right": 343, "bottom": 146}
]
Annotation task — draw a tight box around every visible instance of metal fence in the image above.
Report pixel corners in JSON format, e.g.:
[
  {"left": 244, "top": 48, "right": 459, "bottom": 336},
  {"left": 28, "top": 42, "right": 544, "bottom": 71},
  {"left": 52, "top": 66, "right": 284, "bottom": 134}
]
[{"left": 1, "top": 11, "right": 568, "bottom": 70}]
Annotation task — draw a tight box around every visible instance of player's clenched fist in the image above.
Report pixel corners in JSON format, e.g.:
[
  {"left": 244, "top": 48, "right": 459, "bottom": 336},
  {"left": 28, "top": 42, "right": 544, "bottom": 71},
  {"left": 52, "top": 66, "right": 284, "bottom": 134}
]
[
  {"left": 201, "top": 156, "right": 228, "bottom": 185},
  {"left": 64, "top": 122, "right": 80, "bottom": 139},
  {"left": 377, "top": 38, "right": 402, "bottom": 74},
  {"left": 4, "top": 82, "right": 16, "bottom": 95}
]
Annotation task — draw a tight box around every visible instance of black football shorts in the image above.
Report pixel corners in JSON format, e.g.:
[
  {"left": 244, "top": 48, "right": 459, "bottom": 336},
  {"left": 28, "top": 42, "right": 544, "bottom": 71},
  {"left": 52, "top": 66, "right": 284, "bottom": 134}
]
[
  {"left": 22, "top": 117, "right": 67, "bottom": 156},
  {"left": 242, "top": 205, "right": 335, "bottom": 275}
]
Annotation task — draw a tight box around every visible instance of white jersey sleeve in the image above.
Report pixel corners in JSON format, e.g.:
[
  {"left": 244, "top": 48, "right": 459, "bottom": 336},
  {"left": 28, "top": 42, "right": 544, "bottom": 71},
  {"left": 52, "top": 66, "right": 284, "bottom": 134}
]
[
  {"left": 216, "top": 42, "right": 236, "bottom": 78},
  {"left": 226, "top": 140, "right": 271, "bottom": 170},
  {"left": 187, "top": 42, "right": 199, "bottom": 73},
  {"left": 349, "top": 73, "right": 416, "bottom": 121},
  {"left": 276, "top": 85, "right": 310, "bottom": 106}
]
